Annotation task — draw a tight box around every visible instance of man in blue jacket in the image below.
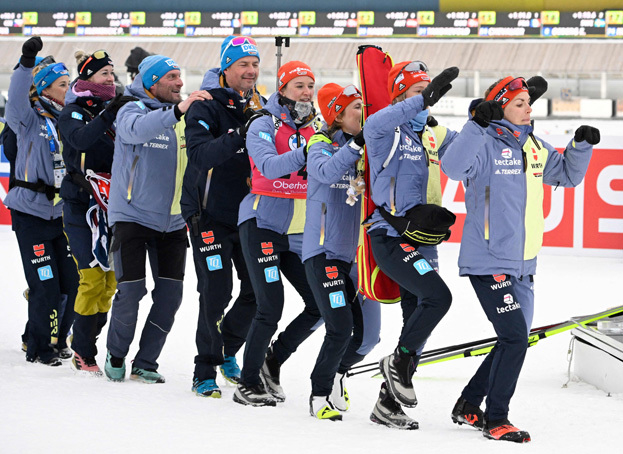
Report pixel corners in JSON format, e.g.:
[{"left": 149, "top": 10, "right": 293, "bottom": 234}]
[
  {"left": 182, "top": 35, "right": 264, "bottom": 398},
  {"left": 105, "top": 55, "right": 210, "bottom": 384}
]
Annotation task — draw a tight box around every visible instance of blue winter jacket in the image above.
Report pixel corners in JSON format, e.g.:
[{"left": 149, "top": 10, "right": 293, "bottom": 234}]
[
  {"left": 4, "top": 64, "right": 64, "bottom": 220},
  {"left": 363, "top": 94, "right": 456, "bottom": 236},
  {"left": 237, "top": 92, "right": 313, "bottom": 234},
  {"left": 303, "top": 129, "right": 362, "bottom": 263},
  {"left": 441, "top": 101, "right": 593, "bottom": 277},
  {"left": 108, "top": 75, "right": 187, "bottom": 233},
  {"left": 181, "top": 68, "right": 264, "bottom": 225}
]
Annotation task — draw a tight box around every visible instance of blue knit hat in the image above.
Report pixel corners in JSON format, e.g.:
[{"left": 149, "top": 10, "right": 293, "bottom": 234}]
[
  {"left": 220, "top": 36, "right": 260, "bottom": 71},
  {"left": 139, "top": 55, "right": 180, "bottom": 90},
  {"left": 33, "top": 62, "right": 69, "bottom": 95}
]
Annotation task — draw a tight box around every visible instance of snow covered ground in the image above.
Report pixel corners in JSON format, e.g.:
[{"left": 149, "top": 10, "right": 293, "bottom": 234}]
[{"left": 1, "top": 228, "right": 621, "bottom": 454}]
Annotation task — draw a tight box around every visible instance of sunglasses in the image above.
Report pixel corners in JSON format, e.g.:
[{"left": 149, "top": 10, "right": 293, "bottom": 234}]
[
  {"left": 504, "top": 77, "right": 528, "bottom": 92},
  {"left": 220, "top": 36, "right": 258, "bottom": 62},
  {"left": 392, "top": 61, "right": 429, "bottom": 92},
  {"left": 50, "top": 62, "right": 69, "bottom": 74}
]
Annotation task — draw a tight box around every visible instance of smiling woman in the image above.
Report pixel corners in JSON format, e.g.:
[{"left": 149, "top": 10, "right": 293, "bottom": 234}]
[{"left": 440, "top": 75, "right": 601, "bottom": 443}]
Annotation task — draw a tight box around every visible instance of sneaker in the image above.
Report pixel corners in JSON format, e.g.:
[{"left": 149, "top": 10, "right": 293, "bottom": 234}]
[
  {"left": 483, "top": 419, "right": 531, "bottom": 443},
  {"left": 379, "top": 347, "right": 417, "bottom": 408},
  {"left": 220, "top": 355, "right": 241, "bottom": 384},
  {"left": 71, "top": 352, "right": 103, "bottom": 377},
  {"left": 451, "top": 396, "right": 484, "bottom": 429},
  {"left": 330, "top": 372, "right": 350, "bottom": 412},
  {"left": 370, "top": 383, "right": 419, "bottom": 430},
  {"left": 192, "top": 378, "right": 221, "bottom": 398},
  {"left": 310, "top": 395, "right": 342, "bottom": 421},
  {"left": 27, "top": 355, "right": 63, "bottom": 367},
  {"left": 130, "top": 367, "right": 166, "bottom": 384},
  {"left": 233, "top": 382, "right": 277, "bottom": 407},
  {"left": 260, "top": 344, "right": 285, "bottom": 402},
  {"left": 104, "top": 351, "right": 126, "bottom": 382}
]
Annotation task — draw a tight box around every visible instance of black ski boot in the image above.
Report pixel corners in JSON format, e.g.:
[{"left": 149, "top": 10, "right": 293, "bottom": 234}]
[
  {"left": 451, "top": 396, "right": 484, "bottom": 429},
  {"left": 483, "top": 418, "right": 531, "bottom": 443}
]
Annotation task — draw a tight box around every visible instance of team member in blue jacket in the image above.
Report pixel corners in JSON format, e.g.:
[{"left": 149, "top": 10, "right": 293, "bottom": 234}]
[
  {"left": 441, "top": 77, "right": 598, "bottom": 443},
  {"left": 182, "top": 35, "right": 264, "bottom": 398},
  {"left": 58, "top": 49, "right": 136, "bottom": 376},
  {"left": 363, "top": 64, "right": 459, "bottom": 423},
  {"left": 302, "top": 83, "right": 370, "bottom": 420},
  {"left": 105, "top": 55, "right": 210, "bottom": 384},
  {"left": 4, "top": 37, "right": 77, "bottom": 366},
  {"left": 233, "top": 61, "right": 322, "bottom": 407}
]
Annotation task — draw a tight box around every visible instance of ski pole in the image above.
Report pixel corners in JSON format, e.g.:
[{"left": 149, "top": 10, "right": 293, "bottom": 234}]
[{"left": 275, "top": 36, "right": 290, "bottom": 92}]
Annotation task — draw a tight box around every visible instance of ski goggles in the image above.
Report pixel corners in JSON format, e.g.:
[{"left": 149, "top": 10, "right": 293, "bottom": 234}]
[
  {"left": 486, "top": 76, "right": 529, "bottom": 107},
  {"left": 220, "top": 36, "right": 258, "bottom": 59},
  {"left": 34, "top": 62, "right": 69, "bottom": 94},
  {"left": 341, "top": 84, "right": 361, "bottom": 98}
]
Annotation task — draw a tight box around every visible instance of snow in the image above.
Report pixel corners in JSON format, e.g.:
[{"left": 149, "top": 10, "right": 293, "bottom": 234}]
[{"left": 1, "top": 229, "right": 621, "bottom": 454}]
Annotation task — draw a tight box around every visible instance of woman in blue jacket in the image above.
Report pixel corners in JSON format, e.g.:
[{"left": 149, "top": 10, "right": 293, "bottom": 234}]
[
  {"left": 234, "top": 61, "right": 321, "bottom": 407},
  {"left": 303, "top": 83, "right": 371, "bottom": 420},
  {"left": 441, "top": 76, "right": 599, "bottom": 443},
  {"left": 58, "top": 49, "right": 135, "bottom": 376},
  {"left": 363, "top": 63, "right": 459, "bottom": 427},
  {"left": 4, "top": 37, "right": 77, "bottom": 366}
]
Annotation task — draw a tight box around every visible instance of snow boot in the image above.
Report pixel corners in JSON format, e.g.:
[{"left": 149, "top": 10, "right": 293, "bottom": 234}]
[
  {"left": 483, "top": 419, "right": 531, "bottom": 443},
  {"left": 192, "top": 378, "right": 222, "bottom": 398},
  {"left": 451, "top": 396, "right": 484, "bottom": 429},
  {"left": 379, "top": 346, "right": 417, "bottom": 408},
  {"left": 233, "top": 382, "right": 277, "bottom": 407},
  {"left": 370, "top": 382, "right": 419, "bottom": 430}
]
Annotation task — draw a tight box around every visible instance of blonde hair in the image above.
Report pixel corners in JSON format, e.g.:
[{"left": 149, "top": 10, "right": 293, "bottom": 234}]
[
  {"left": 74, "top": 50, "right": 89, "bottom": 66},
  {"left": 29, "top": 64, "right": 44, "bottom": 98}
]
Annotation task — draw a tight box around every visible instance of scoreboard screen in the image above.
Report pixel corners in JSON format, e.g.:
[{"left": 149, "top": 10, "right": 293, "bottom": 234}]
[{"left": 0, "top": 9, "right": 621, "bottom": 38}]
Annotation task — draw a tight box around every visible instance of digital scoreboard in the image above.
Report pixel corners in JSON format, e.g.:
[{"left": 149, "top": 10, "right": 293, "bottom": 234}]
[{"left": 0, "top": 9, "right": 621, "bottom": 38}]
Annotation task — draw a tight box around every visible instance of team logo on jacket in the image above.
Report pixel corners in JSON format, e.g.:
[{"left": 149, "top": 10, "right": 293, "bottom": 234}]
[
  {"left": 261, "top": 242, "right": 274, "bottom": 255},
  {"left": 33, "top": 244, "right": 45, "bottom": 257},
  {"left": 325, "top": 266, "right": 339, "bottom": 280},
  {"left": 501, "top": 148, "right": 512, "bottom": 159},
  {"left": 495, "top": 128, "right": 504, "bottom": 136},
  {"left": 202, "top": 231, "right": 215, "bottom": 245},
  {"left": 405, "top": 136, "right": 412, "bottom": 146},
  {"left": 288, "top": 133, "right": 307, "bottom": 150},
  {"left": 531, "top": 147, "right": 538, "bottom": 160},
  {"left": 400, "top": 243, "right": 415, "bottom": 253},
  {"left": 496, "top": 293, "right": 521, "bottom": 314}
]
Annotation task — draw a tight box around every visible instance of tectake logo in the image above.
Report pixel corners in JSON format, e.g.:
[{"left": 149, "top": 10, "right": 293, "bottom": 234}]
[
  {"left": 202, "top": 231, "right": 214, "bottom": 245},
  {"left": 325, "top": 266, "right": 339, "bottom": 279},
  {"left": 504, "top": 293, "right": 514, "bottom": 304},
  {"left": 405, "top": 136, "right": 412, "bottom": 146},
  {"left": 501, "top": 148, "right": 512, "bottom": 159}
]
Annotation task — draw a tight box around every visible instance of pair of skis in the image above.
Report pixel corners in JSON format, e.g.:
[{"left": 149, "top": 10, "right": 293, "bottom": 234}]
[{"left": 347, "top": 304, "right": 623, "bottom": 377}]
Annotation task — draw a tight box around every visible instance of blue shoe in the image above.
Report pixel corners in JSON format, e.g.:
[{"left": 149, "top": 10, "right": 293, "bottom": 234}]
[
  {"left": 130, "top": 367, "right": 165, "bottom": 384},
  {"left": 104, "top": 351, "right": 126, "bottom": 382},
  {"left": 192, "top": 378, "right": 222, "bottom": 398},
  {"left": 220, "top": 355, "right": 241, "bottom": 384}
]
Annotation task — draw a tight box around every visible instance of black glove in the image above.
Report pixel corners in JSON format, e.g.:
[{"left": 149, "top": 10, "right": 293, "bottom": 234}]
[
  {"left": 21, "top": 36, "right": 43, "bottom": 68},
  {"left": 421, "top": 66, "right": 459, "bottom": 108},
  {"left": 527, "top": 76, "right": 548, "bottom": 105},
  {"left": 104, "top": 94, "right": 138, "bottom": 116},
  {"left": 574, "top": 125, "right": 600, "bottom": 145},
  {"left": 237, "top": 112, "right": 265, "bottom": 140},
  {"left": 426, "top": 115, "right": 438, "bottom": 127},
  {"left": 473, "top": 100, "right": 504, "bottom": 128},
  {"left": 353, "top": 129, "right": 365, "bottom": 148}
]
